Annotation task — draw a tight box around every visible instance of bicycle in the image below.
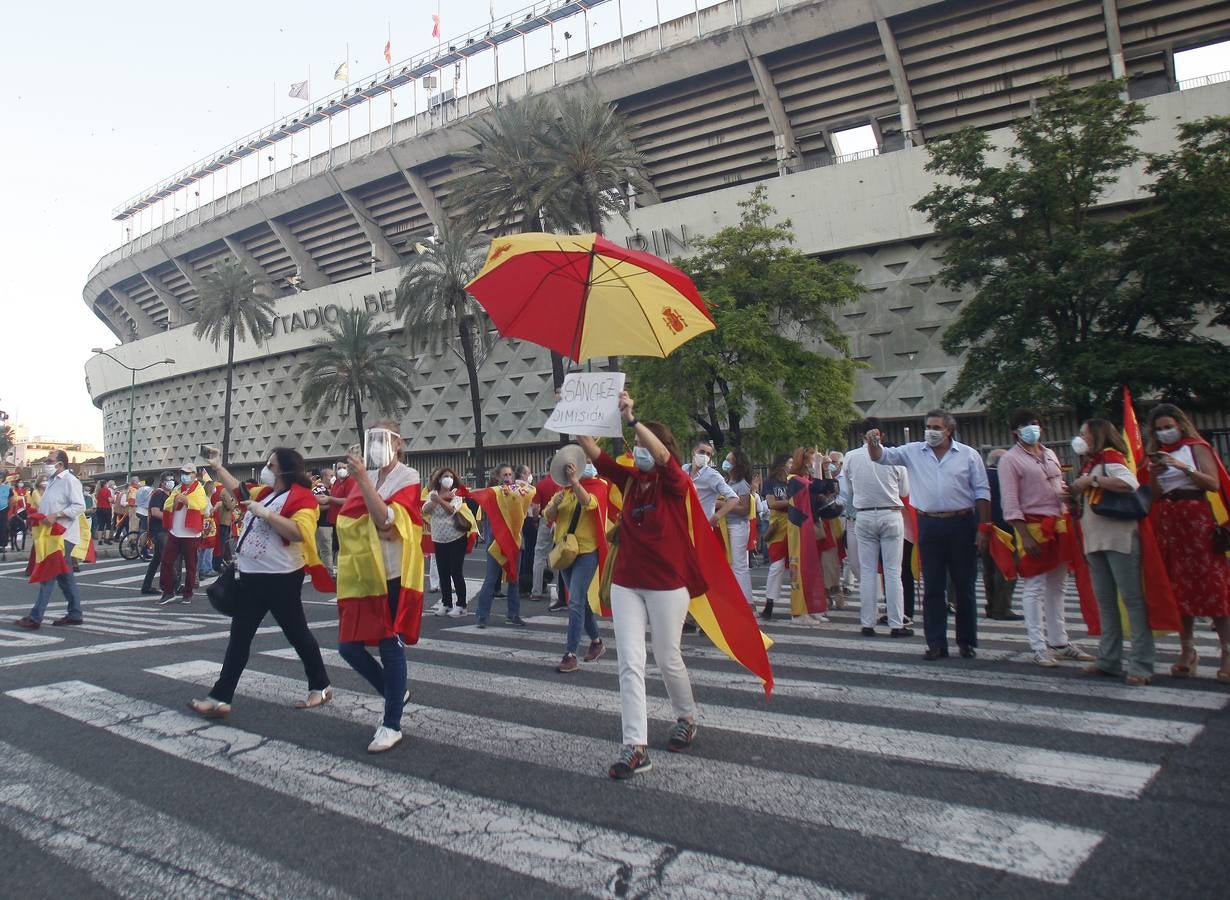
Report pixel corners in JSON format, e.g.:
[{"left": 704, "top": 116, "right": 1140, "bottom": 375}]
[
  {"left": 119, "top": 530, "right": 155, "bottom": 561},
  {"left": 8, "top": 512, "right": 26, "bottom": 553}
]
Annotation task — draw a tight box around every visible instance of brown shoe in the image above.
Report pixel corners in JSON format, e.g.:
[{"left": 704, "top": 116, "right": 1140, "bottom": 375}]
[
  {"left": 13, "top": 616, "right": 39, "bottom": 629},
  {"left": 1124, "top": 674, "right": 1152, "bottom": 686},
  {"left": 583, "top": 639, "right": 606, "bottom": 662},
  {"left": 52, "top": 616, "right": 84, "bottom": 626},
  {"left": 556, "top": 653, "right": 579, "bottom": 673}
]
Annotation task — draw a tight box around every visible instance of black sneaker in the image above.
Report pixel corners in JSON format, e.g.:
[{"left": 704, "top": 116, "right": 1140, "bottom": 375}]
[
  {"left": 890, "top": 627, "right": 915, "bottom": 638},
  {"left": 666, "top": 718, "right": 698, "bottom": 752},
  {"left": 504, "top": 616, "right": 527, "bottom": 627},
  {"left": 876, "top": 614, "right": 888, "bottom": 626},
  {"left": 548, "top": 595, "right": 567, "bottom": 612},
  {"left": 759, "top": 601, "right": 774, "bottom": 621},
  {"left": 861, "top": 627, "right": 877, "bottom": 637},
  {"left": 681, "top": 620, "right": 698, "bottom": 634},
  {"left": 608, "top": 744, "right": 652, "bottom": 779},
  {"left": 157, "top": 594, "right": 178, "bottom": 606}
]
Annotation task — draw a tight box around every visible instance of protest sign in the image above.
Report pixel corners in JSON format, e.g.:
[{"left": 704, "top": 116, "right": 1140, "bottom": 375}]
[{"left": 544, "top": 372, "right": 626, "bottom": 437}]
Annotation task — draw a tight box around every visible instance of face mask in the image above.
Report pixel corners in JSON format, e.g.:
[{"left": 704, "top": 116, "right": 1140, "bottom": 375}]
[
  {"left": 180, "top": 473, "right": 193, "bottom": 485},
  {"left": 582, "top": 464, "right": 597, "bottom": 479},
  {"left": 364, "top": 428, "right": 400, "bottom": 469},
  {"left": 827, "top": 463, "right": 838, "bottom": 477},
  {"left": 42, "top": 464, "right": 57, "bottom": 477},
  {"left": 163, "top": 480, "right": 175, "bottom": 490},
  {"left": 692, "top": 452, "right": 710, "bottom": 470},
  {"left": 335, "top": 466, "right": 348, "bottom": 479},
  {"left": 633, "top": 447, "right": 655, "bottom": 472},
  {"left": 924, "top": 429, "right": 945, "bottom": 447},
  {"left": 720, "top": 459, "right": 733, "bottom": 473},
  {"left": 501, "top": 472, "right": 515, "bottom": 485},
  {"left": 439, "top": 475, "right": 454, "bottom": 490},
  {"left": 1071, "top": 436, "right": 1089, "bottom": 457},
  {"left": 1156, "top": 427, "right": 1180, "bottom": 445},
  {"left": 1017, "top": 424, "right": 1041, "bottom": 445},
  {"left": 259, "top": 465, "right": 276, "bottom": 487}
]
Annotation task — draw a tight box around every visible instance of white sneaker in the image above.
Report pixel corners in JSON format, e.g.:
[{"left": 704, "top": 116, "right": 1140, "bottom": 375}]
[
  {"left": 1031, "top": 649, "right": 1059, "bottom": 668},
  {"left": 809, "top": 613, "right": 831, "bottom": 624},
  {"left": 430, "top": 600, "right": 447, "bottom": 616},
  {"left": 367, "top": 725, "right": 403, "bottom": 753},
  {"left": 791, "top": 615, "right": 819, "bottom": 627},
  {"left": 1050, "top": 642, "right": 1094, "bottom": 661},
  {"left": 447, "top": 605, "right": 466, "bottom": 618}
]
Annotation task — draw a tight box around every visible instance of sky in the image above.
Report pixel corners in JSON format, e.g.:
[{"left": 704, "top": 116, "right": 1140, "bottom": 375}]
[{"left": 0, "top": 2, "right": 1227, "bottom": 447}]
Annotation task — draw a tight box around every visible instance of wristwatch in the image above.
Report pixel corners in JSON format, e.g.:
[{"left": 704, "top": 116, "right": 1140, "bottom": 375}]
[
  {"left": 626, "top": 417, "right": 639, "bottom": 427},
  {"left": 1091, "top": 474, "right": 1100, "bottom": 489}
]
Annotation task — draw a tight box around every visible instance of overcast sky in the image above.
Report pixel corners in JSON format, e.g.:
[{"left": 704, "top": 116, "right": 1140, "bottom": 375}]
[{"left": 0, "top": 2, "right": 1226, "bottom": 447}]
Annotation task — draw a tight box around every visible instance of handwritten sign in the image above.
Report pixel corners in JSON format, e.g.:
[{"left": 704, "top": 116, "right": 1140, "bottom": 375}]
[{"left": 544, "top": 372, "right": 626, "bottom": 437}]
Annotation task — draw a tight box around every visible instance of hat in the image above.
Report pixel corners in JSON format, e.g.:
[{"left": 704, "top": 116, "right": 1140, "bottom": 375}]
[
  {"left": 549, "top": 444, "right": 589, "bottom": 487},
  {"left": 179, "top": 463, "right": 195, "bottom": 475}
]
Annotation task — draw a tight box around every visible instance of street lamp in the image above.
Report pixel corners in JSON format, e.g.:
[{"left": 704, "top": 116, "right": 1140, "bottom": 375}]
[{"left": 91, "top": 348, "right": 175, "bottom": 482}]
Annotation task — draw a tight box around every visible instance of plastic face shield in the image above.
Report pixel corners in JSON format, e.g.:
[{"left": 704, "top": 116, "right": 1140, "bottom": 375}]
[{"left": 364, "top": 429, "right": 401, "bottom": 470}]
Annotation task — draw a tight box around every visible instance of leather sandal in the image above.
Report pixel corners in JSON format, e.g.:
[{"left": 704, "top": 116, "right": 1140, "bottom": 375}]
[
  {"left": 294, "top": 686, "right": 334, "bottom": 709},
  {"left": 187, "top": 697, "right": 231, "bottom": 718},
  {"left": 1170, "top": 644, "right": 1199, "bottom": 679}
]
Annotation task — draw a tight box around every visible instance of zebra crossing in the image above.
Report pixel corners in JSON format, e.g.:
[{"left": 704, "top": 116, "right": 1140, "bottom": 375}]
[{"left": 2, "top": 579, "right": 1226, "bottom": 896}]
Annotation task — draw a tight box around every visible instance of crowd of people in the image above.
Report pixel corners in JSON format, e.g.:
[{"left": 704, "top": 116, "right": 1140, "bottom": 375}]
[{"left": 9, "top": 393, "right": 1230, "bottom": 778}]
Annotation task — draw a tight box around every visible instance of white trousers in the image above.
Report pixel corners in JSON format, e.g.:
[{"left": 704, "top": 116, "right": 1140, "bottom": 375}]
[
  {"left": 1021, "top": 567, "right": 1069, "bottom": 652},
  {"left": 610, "top": 584, "right": 697, "bottom": 746},
  {"left": 856, "top": 509, "right": 904, "bottom": 628},
  {"left": 726, "top": 518, "right": 752, "bottom": 603},
  {"left": 428, "top": 552, "right": 440, "bottom": 591},
  {"left": 765, "top": 558, "right": 787, "bottom": 602}
]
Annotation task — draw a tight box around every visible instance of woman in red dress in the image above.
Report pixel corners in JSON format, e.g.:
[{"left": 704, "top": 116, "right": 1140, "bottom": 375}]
[{"left": 1146, "top": 403, "right": 1230, "bottom": 681}]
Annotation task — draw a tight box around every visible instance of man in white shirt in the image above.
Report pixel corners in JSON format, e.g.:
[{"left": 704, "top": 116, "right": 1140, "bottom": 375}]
[
  {"left": 842, "top": 419, "right": 913, "bottom": 638},
  {"left": 16, "top": 451, "right": 86, "bottom": 627}
]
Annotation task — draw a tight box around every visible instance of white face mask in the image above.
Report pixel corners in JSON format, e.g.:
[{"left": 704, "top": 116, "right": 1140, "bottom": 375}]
[
  {"left": 633, "top": 447, "right": 655, "bottom": 472},
  {"left": 163, "top": 479, "right": 175, "bottom": 490},
  {"left": 1017, "top": 424, "right": 1042, "bottom": 446},
  {"left": 259, "top": 465, "right": 276, "bottom": 487},
  {"left": 335, "top": 466, "right": 348, "bottom": 479},
  {"left": 692, "top": 452, "right": 710, "bottom": 470},
  {"left": 1155, "top": 427, "right": 1180, "bottom": 445},
  {"left": 439, "top": 475, "right": 454, "bottom": 490},
  {"left": 364, "top": 428, "right": 400, "bottom": 469},
  {"left": 924, "top": 429, "right": 946, "bottom": 447},
  {"left": 1071, "top": 436, "right": 1089, "bottom": 457},
  {"left": 42, "top": 464, "right": 57, "bottom": 477}
]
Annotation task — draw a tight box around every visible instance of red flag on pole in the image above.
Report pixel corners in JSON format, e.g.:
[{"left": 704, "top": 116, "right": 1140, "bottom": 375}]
[
  {"left": 432, "top": 14, "right": 441, "bottom": 39},
  {"left": 383, "top": 40, "right": 392, "bottom": 64}
]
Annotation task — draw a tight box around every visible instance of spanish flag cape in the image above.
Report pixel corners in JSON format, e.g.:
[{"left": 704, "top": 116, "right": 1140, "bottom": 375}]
[
  {"left": 747, "top": 492, "right": 760, "bottom": 550},
  {"left": 985, "top": 522, "right": 1019, "bottom": 580},
  {"left": 605, "top": 456, "right": 775, "bottom": 695},
  {"left": 26, "top": 512, "right": 70, "bottom": 583},
  {"left": 765, "top": 492, "right": 789, "bottom": 564},
  {"left": 470, "top": 481, "right": 535, "bottom": 582},
  {"left": 1012, "top": 514, "right": 1076, "bottom": 579},
  {"left": 552, "top": 477, "right": 610, "bottom": 615},
  {"left": 335, "top": 467, "right": 424, "bottom": 646},
  {"left": 786, "top": 475, "right": 827, "bottom": 616},
  {"left": 714, "top": 491, "right": 759, "bottom": 561},
  {"left": 247, "top": 482, "right": 336, "bottom": 593},
  {"left": 901, "top": 492, "right": 921, "bottom": 579},
  {"left": 163, "top": 481, "right": 210, "bottom": 533},
  {"left": 72, "top": 513, "right": 96, "bottom": 563}
]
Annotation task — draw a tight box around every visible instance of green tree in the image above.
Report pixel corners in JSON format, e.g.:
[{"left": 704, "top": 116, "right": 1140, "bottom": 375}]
[
  {"left": 915, "top": 78, "right": 1230, "bottom": 420},
  {"left": 192, "top": 258, "right": 277, "bottom": 464},
  {"left": 295, "top": 308, "right": 416, "bottom": 445},
  {"left": 624, "top": 185, "right": 862, "bottom": 456},
  {"left": 394, "top": 224, "right": 492, "bottom": 477},
  {"left": 1129, "top": 115, "right": 1230, "bottom": 329},
  {"left": 0, "top": 423, "right": 14, "bottom": 464}
]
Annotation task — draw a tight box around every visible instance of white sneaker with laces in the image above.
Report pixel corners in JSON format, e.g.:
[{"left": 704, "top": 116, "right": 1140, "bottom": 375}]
[
  {"left": 1050, "top": 642, "right": 1094, "bottom": 661},
  {"left": 1031, "top": 649, "right": 1059, "bottom": 667},
  {"left": 367, "top": 725, "right": 403, "bottom": 753},
  {"left": 447, "top": 605, "right": 466, "bottom": 618},
  {"left": 430, "top": 600, "right": 447, "bottom": 616}
]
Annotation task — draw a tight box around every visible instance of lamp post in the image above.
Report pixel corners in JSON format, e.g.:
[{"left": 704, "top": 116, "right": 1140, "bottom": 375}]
[{"left": 91, "top": 348, "right": 175, "bottom": 482}]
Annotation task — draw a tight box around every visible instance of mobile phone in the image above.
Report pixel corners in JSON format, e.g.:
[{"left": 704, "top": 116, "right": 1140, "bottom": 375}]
[
  {"left": 199, "top": 444, "right": 215, "bottom": 460},
  {"left": 1147, "top": 451, "right": 1164, "bottom": 462}
]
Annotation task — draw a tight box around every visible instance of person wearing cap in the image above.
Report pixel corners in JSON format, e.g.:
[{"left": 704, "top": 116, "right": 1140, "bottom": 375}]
[{"left": 157, "top": 463, "right": 209, "bottom": 605}]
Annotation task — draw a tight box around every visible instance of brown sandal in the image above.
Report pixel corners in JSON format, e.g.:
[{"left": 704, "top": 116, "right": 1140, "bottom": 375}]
[
  {"left": 294, "top": 686, "right": 334, "bottom": 709},
  {"left": 1170, "top": 644, "right": 1199, "bottom": 679},
  {"left": 1124, "top": 674, "right": 1152, "bottom": 686}
]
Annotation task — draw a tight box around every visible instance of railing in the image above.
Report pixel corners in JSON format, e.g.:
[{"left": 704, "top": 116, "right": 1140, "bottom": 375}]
[{"left": 1178, "top": 69, "right": 1230, "bottom": 91}]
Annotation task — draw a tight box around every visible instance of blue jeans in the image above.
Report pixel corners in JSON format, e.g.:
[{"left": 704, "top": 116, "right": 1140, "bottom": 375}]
[
  {"left": 563, "top": 550, "right": 601, "bottom": 655},
  {"left": 475, "top": 547, "right": 520, "bottom": 621},
  {"left": 338, "top": 579, "right": 407, "bottom": 730},
  {"left": 30, "top": 541, "right": 82, "bottom": 623},
  {"left": 917, "top": 514, "right": 978, "bottom": 652}
]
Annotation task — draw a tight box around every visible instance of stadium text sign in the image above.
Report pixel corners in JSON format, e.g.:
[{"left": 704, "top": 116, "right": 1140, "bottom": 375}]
[{"left": 267, "top": 290, "right": 397, "bottom": 338}]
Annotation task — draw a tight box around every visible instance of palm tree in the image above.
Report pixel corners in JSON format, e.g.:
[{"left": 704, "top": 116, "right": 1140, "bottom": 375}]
[
  {"left": 394, "top": 225, "right": 492, "bottom": 478},
  {"left": 192, "top": 258, "right": 277, "bottom": 464},
  {"left": 296, "top": 308, "right": 417, "bottom": 445}
]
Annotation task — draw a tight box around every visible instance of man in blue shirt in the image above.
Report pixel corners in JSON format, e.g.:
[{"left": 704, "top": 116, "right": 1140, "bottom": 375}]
[{"left": 867, "top": 410, "right": 991, "bottom": 660}]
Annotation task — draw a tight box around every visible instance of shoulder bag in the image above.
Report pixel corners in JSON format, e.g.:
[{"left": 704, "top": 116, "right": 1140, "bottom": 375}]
[
  {"left": 548, "top": 498, "right": 585, "bottom": 571},
  {"left": 1088, "top": 463, "right": 1152, "bottom": 520},
  {"left": 207, "top": 491, "right": 284, "bottom": 616}
]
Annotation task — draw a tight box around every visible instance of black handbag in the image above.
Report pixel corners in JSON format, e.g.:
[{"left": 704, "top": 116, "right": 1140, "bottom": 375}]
[
  {"left": 1088, "top": 463, "right": 1152, "bottom": 521},
  {"left": 206, "top": 494, "right": 275, "bottom": 616}
]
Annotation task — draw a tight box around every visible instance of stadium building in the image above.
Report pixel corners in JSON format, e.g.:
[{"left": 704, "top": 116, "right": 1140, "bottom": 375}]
[{"left": 83, "top": 0, "right": 1230, "bottom": 477}]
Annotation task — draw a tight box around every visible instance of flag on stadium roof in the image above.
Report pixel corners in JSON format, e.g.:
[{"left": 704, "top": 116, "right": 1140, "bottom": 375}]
[
  {"left": 432, "top": 14, "right": 441, "bottom": 39},
  {"left": 383, "top": 40, "right": 391, "bottom": 64},
  {"left": 334, "top": 61, "right": 348, "bottom": 82},
  {"left": 288, "top": 80, "right": 309, "bottom": 101}
]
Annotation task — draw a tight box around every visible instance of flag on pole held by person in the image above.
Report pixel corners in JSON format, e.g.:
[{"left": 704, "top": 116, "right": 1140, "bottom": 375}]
[{"left": 288, "top": 79, "right": 309, "bottom": 101}]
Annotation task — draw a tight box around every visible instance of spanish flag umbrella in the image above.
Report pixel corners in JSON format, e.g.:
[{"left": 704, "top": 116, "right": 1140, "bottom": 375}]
[{"left": 463, "top": 232, "right": 715, "bottom": 361}]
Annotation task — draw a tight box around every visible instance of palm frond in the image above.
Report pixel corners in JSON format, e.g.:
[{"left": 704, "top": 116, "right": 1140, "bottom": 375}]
[
  {"left": 192, "top": 257, "right": 276, "bottom": 348},
  {"left": 295, "top": 308, "right": 415, "bottom": 424}
]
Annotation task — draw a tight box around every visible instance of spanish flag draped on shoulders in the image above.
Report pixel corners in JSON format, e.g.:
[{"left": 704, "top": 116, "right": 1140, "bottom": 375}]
[
  {"left": 553, "top": 476, "right": 612, "bottom": 615},
  {"left": 26, "top": 511, "right": 70, "bottom": 582},
  {"left": 335, "top": 463, "right": 424, "bottom": 646},
  {"left": 785, "top": 475, "right": 827, "bottom": 617},
  {"left": 163, "top": 479, "right": 210, "bottom": 532},
  {"left": 594, "top": 451, "right": 774, "bottom": 696},
  {"left": 248, "top": 482, "right": 335, "bottom": 592},
  {"left": 469, "top": 478, "right": 535, "bottom": 582}
]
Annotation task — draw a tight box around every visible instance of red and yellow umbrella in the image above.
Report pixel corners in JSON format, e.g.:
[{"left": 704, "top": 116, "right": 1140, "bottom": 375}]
[{"left": 464, "top": 232, "right": 715, "bottom": 361}]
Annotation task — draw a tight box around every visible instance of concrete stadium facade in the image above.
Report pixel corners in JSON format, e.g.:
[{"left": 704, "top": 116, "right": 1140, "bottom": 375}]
[{"left": 83, "top": 0, "right": 1230, "bottom": 477}]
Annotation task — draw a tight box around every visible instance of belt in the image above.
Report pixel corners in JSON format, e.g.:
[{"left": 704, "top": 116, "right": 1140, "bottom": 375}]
[
  {"left": 1161, "top": 489, "right": 1206, "bottom": 501},
  {"left": 856, "top": 506, "right": 901, "bottom": 512},
  {"left": 916, "top": 508, "right": 974, "bottom": 518}
]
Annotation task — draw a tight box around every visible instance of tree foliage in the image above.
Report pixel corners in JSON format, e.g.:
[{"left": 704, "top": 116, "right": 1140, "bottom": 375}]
[
  {"left": 296, "top": 308, "right": 417, "bottom": 446},
  {"left": 915, "top": 78, "right": 1230, "bottom": 421},
  {"left": 624, "top": 185, "right": 861, "bottom": 456}
]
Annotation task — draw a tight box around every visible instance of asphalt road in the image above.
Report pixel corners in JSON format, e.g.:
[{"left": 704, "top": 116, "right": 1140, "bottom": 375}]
[{"left": 0, "top": 545, "right": 1227, "bottom": 899}]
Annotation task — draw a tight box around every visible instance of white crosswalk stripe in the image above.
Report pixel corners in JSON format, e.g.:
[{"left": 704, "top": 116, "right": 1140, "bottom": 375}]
[
  {"left": 147, "top": 660, "right": 1104, "bottom": 885},
  {"left": 0, "top": 740, "right": 352, "bottom": 898},
  {"left": 6, "top": 681, "right": 858, "bottom": 899}
]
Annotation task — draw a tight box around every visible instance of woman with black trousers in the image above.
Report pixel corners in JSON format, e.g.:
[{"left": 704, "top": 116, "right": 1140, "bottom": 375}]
[
  {"left": 188, "top": 447, "right": 332, "bottom": 717},
  {"left": 423, "top": 466, "right": 472, "bottom": 617}
]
